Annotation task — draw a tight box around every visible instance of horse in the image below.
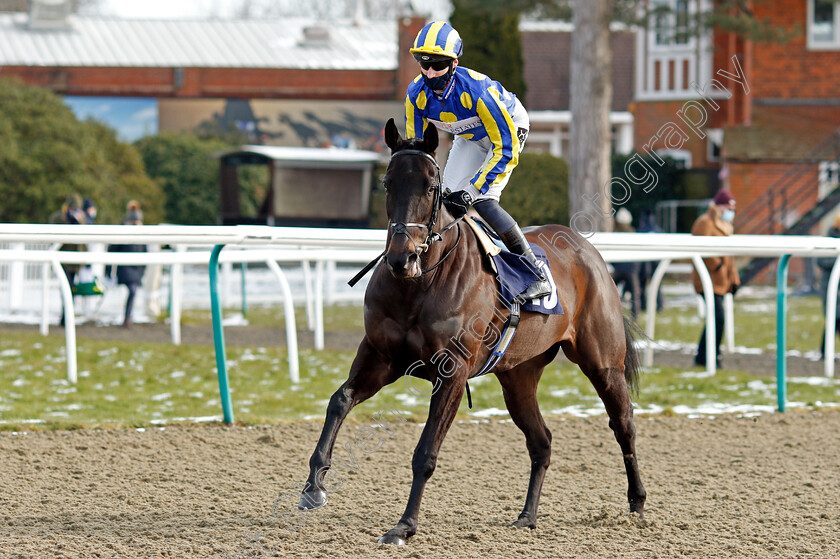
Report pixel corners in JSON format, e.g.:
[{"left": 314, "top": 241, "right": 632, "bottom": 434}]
[{"left": 299, "top": 118, "right": 646, "bottom": 545}]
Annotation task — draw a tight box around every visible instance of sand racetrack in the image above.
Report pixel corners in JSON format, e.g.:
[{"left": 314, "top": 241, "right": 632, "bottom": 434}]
[{"left": 2, "top": 411, "right": 840, "bottom": 558}]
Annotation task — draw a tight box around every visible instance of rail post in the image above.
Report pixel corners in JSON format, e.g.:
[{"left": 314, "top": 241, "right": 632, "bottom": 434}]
[
  {"left": 776, "top": 254, "right": 791, "bottom": 412},
  {"left": 209, "top": 244, "right": 234, "bottom": 424}
]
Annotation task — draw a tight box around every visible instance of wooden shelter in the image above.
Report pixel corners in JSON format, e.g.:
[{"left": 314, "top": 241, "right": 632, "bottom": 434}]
[{"left": 216, "top": 145, "right": 382, "bottom": 227}]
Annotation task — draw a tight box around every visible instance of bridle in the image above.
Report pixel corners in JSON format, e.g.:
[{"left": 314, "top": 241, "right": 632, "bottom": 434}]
[
  {"left": 347, "top": 147, "right": 464, "bottom": 287},
  {"left": 386, "top": 149, "right": 462, "bottom": 276}
]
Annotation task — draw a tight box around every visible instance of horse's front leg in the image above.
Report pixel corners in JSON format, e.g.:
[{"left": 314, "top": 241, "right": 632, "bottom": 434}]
[
  {"left": 300, "top": 338, "right": 395, "bottom": 509},
  {"left": 379, "top": 374, "right": 465, "bottom": 545}
]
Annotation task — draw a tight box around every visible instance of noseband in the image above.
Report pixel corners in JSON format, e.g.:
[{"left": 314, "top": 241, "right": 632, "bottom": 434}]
[
  {"left": 387, "top": 149, "right": 462, "bottom": 274},
  {"left": 347, "top": 148, "right": 463, "bottom": 287},
  {"left": 388, "top": 149, "right": 443, "bottom": 251}
]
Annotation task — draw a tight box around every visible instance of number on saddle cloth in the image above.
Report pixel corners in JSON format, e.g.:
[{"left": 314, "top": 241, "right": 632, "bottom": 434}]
[
  {"left": 492, "top": 247, "right": 563, "bottom": 315},
  {"left": 465, "top": 217, "right": 563, "bottom": 315}
]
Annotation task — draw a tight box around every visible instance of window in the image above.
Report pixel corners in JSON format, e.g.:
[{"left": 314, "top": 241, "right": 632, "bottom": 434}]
[
  {"left": 818, "top": 161, "right": 840, "bottom": 200},
  {"left": 652, "top": 0, "right": 692, "bottom": 47},
  {"left": 674, "top": 0, "right": 690, "bottom": 45},
  {"left": 657, "top": 148, "right": 693, "bottom": 169},
  {"left": 809, "top": 0, "right": 840, "bottom": 49},
  {"left": 706, "top": 129, "right": 723, "bottom": 162},
  {"left": 653, "top": 0, "right": 670, "bottom": 46}
]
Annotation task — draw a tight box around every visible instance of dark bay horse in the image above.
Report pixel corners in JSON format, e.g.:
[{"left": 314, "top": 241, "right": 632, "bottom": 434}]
[{"left": 300, "top": 118, "right": 645, "bottom": 544}]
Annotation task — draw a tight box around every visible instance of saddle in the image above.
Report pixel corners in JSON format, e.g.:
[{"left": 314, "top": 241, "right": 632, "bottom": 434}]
[
  {"left": 463, "top": 216, "right": 563, "bottom": 316},
  {"left": 461, "top": 215, "right": 564, "bottom": 392}
]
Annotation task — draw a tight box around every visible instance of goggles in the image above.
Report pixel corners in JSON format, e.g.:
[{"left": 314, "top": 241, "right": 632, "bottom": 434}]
[{"left": 413, "top": 54, "right": 452, "bottom": 72}]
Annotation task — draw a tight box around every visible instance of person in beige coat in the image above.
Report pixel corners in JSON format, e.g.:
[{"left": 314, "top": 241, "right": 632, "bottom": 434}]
[{"left": 691, "top": 190, "right": 741, "bottom": 367}]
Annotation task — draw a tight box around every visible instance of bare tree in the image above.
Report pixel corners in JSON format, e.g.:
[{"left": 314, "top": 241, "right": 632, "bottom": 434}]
[{"left": 569, "top": 0, "right": 614, "bottom": 233}]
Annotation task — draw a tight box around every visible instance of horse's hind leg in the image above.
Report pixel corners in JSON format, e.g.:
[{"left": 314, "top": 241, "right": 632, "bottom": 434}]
[
  {"left": 300, "top": 338, "right": 396, "bottom": 509},
  {"left": 581, "top": 363, "right": 646, "bottom": 516},
  {"left": 497, "top": 346, "right": 559, "bottom": 529}
]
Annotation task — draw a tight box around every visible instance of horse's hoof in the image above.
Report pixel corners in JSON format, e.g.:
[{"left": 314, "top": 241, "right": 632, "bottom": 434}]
[
  {"left": 630, "top": 500, "right": 645, "bottom": 519},
  {"left": 377, "top": 534, "right": 406, "bottom": 545},
  {"left": 298, "top": 489, "right": 327, "bottom": 510},
  {"left": 510, "top": 516, "right": 536, "bottom": 529}
]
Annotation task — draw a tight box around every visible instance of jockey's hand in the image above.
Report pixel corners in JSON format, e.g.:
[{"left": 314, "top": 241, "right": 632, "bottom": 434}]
[{"left": 443, "top": 190, "right": 473, "bottom": 219}]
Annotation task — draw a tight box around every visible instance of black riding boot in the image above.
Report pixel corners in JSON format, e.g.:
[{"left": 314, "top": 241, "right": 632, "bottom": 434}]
[
  {"left": 499, "top": 225, "right": 553, "bottom": 303},
  {"left": 472, "top": 199, "right": 553, "bottom": 303}
]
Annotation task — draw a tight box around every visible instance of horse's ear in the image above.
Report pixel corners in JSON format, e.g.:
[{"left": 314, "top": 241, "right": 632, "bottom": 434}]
[
  {"left": 422, "top": 122, "right": 438, "bottom": 154},
  {"left": 384, "top": 118, "right": 401, "bottom": 151}
]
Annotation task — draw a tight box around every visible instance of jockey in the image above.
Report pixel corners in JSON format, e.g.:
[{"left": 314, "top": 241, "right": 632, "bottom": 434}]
[{"left": 404, "top": 21, "right": 552, "bottom": 303}]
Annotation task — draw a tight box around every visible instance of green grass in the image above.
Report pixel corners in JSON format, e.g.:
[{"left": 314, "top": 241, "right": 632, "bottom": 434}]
[
  {"left": 2, "top": 295, "right": 840, "bottom": 431},
  {"left": 641, "top": 292, "right": 826, "bottom": 353},
  {"left": 177, "top": 303, "right": 364, "bottom": 331}
]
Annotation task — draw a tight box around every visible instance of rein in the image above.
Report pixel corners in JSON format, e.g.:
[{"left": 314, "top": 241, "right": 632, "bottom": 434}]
[{"left": 347, "top": 149, "right": 462, "bottom": 287}]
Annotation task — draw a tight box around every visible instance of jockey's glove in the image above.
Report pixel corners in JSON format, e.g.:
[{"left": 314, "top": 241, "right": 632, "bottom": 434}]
[{"left": 443, "top": 190, "right": 473, "bottom": 219}]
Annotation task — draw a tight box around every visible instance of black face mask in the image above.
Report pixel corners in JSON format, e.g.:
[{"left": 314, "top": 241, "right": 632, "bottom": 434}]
[{"left": 422, "top": 62, "right": 453, "bottom": 91}]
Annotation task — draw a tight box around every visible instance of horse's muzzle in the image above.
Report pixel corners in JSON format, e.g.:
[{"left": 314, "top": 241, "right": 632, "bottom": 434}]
[{"left": 385, "top": 251, "right": 421, "bottom": 279}]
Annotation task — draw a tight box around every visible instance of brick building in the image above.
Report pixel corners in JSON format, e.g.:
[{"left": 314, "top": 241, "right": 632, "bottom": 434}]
[
  {"left": 520, "top": 20, "right": 636, "bottom": 157},
  {"left": 0, "top": 4, "right": 427, "bottom": 149},
  {"left": 631, "top": 0, "right": 840, "bottom": 246},
  {"left": 5, "top": 2, "right": 837, "bottom": 232},
  {"left": 0, "top": 4, "right": 639, "bottom": 156}
]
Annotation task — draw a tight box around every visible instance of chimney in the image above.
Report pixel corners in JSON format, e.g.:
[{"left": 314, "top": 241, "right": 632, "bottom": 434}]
[
  {"left": 353, "top": 0, "right": 365, "bottom": 26},
  {"left": 396, "top": 16, "right": 427, "bottom": 101},
  {"left": 299, "top": 26, "right": 330, "bottom": 47},
  {"left": 28, "top": 0, "right": 72, "bottom": 30}
]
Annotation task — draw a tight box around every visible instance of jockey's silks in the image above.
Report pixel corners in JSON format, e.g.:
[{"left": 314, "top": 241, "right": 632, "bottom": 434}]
[{"left": 404, "top": 66, "right": 521, "bottom": 195}]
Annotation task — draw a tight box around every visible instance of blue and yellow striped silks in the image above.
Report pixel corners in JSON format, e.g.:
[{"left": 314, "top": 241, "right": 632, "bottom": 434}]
[
  {"left": 404, "top": 66, "right": 521, "bottom": 195},
  {"left": 410, "top": 21, "right": 463, "bottom": 59}
]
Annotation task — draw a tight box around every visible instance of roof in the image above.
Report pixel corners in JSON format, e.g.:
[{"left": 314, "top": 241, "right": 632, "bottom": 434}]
[
  {"left": 216, "top": 145, "right": 383, "bottom": 168},
  {"left": 723, "top": 105, "right": 840, "bottom": 162},
  {"left": 521, "top": 26, "right": 635, "bottom": 111},
  {"left": 519, "top": 20, "right": 633, "bottom": 33},
  {"left": 0, "top": 12, "right": 397, "bottom": 69}
]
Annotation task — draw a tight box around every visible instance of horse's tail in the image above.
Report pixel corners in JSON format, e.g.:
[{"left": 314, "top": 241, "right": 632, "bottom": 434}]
[{"left": 622, "top": 315, "right": 644, "bottom": 396}]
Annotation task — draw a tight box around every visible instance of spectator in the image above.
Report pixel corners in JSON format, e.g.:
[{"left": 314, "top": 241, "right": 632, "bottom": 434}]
[
  {"left": 612, "top": 207, "right": 641, "bottom": 317},
  {"left": 637, "top": 209, "right": 665, "bottom": 312},
  {"left": 816, "top": 214, "right": 840, "bottom": 360},
  {"left": 108, "top": 201, "right": 147, "bottom": 328},
  {"left": 691, "top": 190, "right": 740, "bottom": 368},
  {"left": 82, "top": 198, "right": 97, "bottom": 224},
  {"left": 48, "top": 194, "right": 86, "bottom": 326}
]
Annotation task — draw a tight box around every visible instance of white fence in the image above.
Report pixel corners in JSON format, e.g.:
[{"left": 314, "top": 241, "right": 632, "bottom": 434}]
[{"left": 4, "top": 225, "right": 840, "bottom": 415}]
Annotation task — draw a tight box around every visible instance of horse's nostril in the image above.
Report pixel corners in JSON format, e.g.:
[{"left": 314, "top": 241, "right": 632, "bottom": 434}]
[
  {"left": 386, "top": 254, "right": 407, "bottom": 272},
  {"left": 385, "top": 251, "right": 418, "bottom": 277}
]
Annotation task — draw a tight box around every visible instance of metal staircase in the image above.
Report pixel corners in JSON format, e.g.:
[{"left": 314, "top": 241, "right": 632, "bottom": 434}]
[{"left": 736, "top": 128, "right": 840, "bottom": 285}]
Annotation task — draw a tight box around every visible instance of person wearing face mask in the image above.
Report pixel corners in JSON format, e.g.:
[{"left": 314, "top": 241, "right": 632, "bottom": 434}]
[
  {"left": 402, "top": 21, "right": 551, "bottom": 304},
  {"left": 691, "top": 189, "right": 740, "bottom": 368},
  {"left": 82, "top": 198, "right": 97, "bottom": 224}
]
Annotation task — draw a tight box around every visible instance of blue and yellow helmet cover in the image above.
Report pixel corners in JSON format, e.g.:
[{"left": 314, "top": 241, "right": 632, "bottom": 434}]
[{"left": 410, "top": 21, "right": 463, "bottom": 59}]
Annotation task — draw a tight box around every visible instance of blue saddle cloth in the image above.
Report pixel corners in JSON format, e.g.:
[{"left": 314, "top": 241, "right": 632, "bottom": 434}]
[
  {"left": 469, "top": 217, "right": 563, "bottom": 315},
  {"left": 492, "top": 245, "right": 564, "bottom": 315}
]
